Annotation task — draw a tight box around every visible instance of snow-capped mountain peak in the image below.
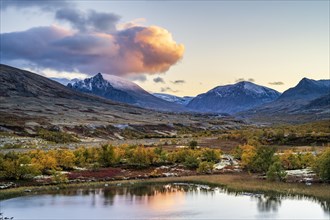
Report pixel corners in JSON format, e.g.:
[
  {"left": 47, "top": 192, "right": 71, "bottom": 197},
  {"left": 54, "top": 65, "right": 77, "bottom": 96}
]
[
  {"left": 187, "top": 81, "right": 281, "bottom": 114},
  {"left": 67, "top": 73, "right": 186, "bottom": 112}
]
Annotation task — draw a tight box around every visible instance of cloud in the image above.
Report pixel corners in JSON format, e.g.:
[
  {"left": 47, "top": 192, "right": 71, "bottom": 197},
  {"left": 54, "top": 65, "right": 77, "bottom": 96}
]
[
  {"left": 56, "top": 8, "right": 120, "bottom": 33},
  {"left": 1, "top": 0, "right": 72, "bottom": 11},
  {"left": 1, "top": 24, "right": 185, "bottom": 76},
  {"left": 269, "top": 81, "right": 284, "bottom": 85},
  {"left": 160, "top": 87, "right": 178, "bottom": 93},
  {"left": 153, "top": 77, "right": 165, "bottom": 83},
  {"left": 235, "top": 78, "right": 245, "bottom": 82},
  {"left": 171, "top": 80, "right": 185, "bottom": 84},
  {"left": 235, "top": 78, "right": 255, "bottom": 83},
  {"left": 127, "top": 75, "right": 147, "bottom": 82}
]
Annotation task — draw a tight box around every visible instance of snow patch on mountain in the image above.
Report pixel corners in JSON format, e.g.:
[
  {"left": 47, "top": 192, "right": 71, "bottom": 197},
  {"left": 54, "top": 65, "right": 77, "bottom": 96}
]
[
  {"left": 187, "top": 81, "right": 281, "bottom": 114},
  {"left": 153, "top": 93, "right": 194, "bottom": 105}
]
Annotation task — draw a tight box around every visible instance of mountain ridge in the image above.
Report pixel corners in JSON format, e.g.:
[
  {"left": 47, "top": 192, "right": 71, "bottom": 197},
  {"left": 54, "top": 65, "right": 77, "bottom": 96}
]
[
  {"left": 187, "top": 81, "right": 281, "bottom": 114},
  {"left": 68, "top": 73, "right": 187, "bottom": 112}
]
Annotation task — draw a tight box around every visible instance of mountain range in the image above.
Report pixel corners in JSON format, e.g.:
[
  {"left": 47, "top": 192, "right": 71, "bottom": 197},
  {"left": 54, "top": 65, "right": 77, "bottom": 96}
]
[
  {"left": 1, "top": 64, "right": 240, "bottom": 138},
  {"left": 2, "top": 64, "right": 329, "bottom": 124},
  {"left": 239, "top": 78, "right": 330, "bottom": 122},
  {"left": 187, "top": 81, "right": 281, "bottom": 114},
  {"left": 67, "top": 73, "right": 186, "bottom": 112}
]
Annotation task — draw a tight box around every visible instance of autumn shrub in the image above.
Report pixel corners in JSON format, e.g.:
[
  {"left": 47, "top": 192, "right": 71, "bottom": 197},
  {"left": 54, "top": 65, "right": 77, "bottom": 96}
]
[
  {"left": 37, "top": 129, "right": 78, "bottom": 143},
  {"left": 201, "top": 148, "right": 221, "bottom": 163},
  {"left": 197, "top": 161, "right": 214, "bottom": 174},
  {"left": 267, "top": 161, "right": 287, "bottom": 181},
  {"left": 313, "top": 148, "right": 330, "bottom": 182}
]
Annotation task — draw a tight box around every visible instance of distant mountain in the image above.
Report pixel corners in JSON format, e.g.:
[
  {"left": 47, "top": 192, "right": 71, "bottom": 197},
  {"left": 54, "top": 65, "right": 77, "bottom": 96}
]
[
  {"left": 153, "top": 93, "right": 194, "bottom": 105},
  {"left": 187, "top": 81, "right": 281, "bottom": 114},
  {"left": 239, "top": 78, "right": 330, "bottom": 123},
  {"left": 1, "top": 64, "right": 238, "bottom": 138},
  {"left": 68, "top": 73, "right": 186, "bottom": 112},
  {"left": 278, "top": 78, "right": 330, "bottom": 101},
  {"left": 51, "top": 77, "right": 80, "bottom": 86}
]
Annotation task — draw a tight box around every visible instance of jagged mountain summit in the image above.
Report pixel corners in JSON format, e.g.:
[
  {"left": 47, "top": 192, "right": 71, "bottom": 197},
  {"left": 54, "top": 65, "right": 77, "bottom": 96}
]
[
  {"left": 68, "top": 73, "right": 187, "bottom": 112},
  {"left": 1, "top": 64, "right": 239, "bottom": 137},
  {"left": 187, "top": 81, "right": 281, "bottom": 114},
  {"left": 277, "top": 78, "right": 330, "bottom": 101},
  {"left": 239, "top": 78, "right": 330, "bottom": 123},
  {"left": 153, "top": 93, "right": 194, "bottom": 106}
]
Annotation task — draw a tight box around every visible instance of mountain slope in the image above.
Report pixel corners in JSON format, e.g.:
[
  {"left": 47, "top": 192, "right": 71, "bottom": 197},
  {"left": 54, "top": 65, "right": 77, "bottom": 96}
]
[
  {"left": 187, "top": 81, "right": 281, "bottom": 114},
  {"left": 239, "top": 78, "right": 330, "bottom": 123},
  {"left": 278, "top": 78, "right": 330, "bottom": 101},
  {"left": 68, "top": 73, "right": 187, "bottom": 112},
  {"left": 0, "top": 64, "right": 241, "bottom": 138},
  {"left": 153, "top": 93, "right": 194, "bottom": 105}
]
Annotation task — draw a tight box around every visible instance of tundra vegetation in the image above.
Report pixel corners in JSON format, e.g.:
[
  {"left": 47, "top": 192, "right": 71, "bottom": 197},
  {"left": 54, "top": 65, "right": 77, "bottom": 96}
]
[{"left": 0, "top": 144, "right": 329, "bottom": 182}]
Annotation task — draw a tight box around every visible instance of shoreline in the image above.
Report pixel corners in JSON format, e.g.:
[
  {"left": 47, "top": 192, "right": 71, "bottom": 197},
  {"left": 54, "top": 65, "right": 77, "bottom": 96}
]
[{"left": 1, "top": 173, "right": 330, "bottom": 202}]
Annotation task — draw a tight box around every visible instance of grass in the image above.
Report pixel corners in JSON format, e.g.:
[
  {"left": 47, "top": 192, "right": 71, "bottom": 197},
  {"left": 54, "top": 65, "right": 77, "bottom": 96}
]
[{"left": 1, "top": 174, "right": 330, "bottom": 202}]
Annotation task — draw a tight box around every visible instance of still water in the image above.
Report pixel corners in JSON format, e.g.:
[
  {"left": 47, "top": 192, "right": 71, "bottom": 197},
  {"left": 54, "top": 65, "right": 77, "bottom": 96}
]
[{"left": 1, "top": 183, "right": 329, "bottom": 219}]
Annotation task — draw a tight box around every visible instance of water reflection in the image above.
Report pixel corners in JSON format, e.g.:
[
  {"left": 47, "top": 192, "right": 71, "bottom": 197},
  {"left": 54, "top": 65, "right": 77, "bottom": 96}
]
[
  {"left": 2, "top": 183, "right": 329, "bottom": 219},
  {"left": 256, "top": 196, "right": 282, "bottom": 212},
  {"left": 50, "top": 183, "right": 329, "bottom": 214}
]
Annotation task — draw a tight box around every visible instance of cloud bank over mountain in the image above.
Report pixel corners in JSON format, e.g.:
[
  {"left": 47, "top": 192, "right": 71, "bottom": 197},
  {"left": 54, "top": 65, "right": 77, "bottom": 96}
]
[{"left": 0, "top": 1, "right": 184, "bottom": 77}]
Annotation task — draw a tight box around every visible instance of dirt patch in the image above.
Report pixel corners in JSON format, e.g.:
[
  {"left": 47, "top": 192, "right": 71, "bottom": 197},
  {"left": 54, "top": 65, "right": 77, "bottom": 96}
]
[{"left": 67, "top": 168, "right": 121, "bottom": 180}]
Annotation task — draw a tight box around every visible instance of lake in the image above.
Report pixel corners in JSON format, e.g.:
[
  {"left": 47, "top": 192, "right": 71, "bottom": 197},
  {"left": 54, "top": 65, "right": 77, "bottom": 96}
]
[{"left": 1, "top": 183, "right": 329, "bottom": 219}]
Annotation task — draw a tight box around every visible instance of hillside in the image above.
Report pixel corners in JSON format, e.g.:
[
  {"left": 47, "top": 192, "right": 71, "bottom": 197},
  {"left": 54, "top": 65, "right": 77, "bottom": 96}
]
[
  {"left": 68, "top": 73, "right": 187, "bottom": 112},
  {"left": 0, "top": 64, "right": 241, "bottom": 139},
  {"left": 187, "top": 81, "right": 280, "bottom": 114}
]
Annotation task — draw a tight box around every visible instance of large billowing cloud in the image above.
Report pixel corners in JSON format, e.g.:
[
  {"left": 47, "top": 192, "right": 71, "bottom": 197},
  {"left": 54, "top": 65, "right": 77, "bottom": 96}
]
[
  {"left": 1, "top": 23, "right": 184, "bottom": 76},
  {"left": 1, "top": 4, "right": 184, "bottom": 76}
]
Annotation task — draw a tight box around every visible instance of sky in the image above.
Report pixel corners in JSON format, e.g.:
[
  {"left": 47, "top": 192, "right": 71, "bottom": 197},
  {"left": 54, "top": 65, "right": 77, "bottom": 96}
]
[{"left": 1, "top": 0, "right": 329, "bottom": 96}]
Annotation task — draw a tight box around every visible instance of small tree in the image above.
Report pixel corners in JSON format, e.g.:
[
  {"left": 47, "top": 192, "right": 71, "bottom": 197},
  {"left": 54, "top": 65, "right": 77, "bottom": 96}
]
[
  {"left": 129, "top": 147, "right": 151, "bottom": 168},
  {"left": 99, "top": 145, "right": 118, "bottom": 167},
  {"left": 313, "top": 148, "right": 330, "bottom": 182},
  {"left": 201, "top": 148, "right": 221, "bottom": 162},
  {"left": 197, "top": 161, "right": 214, "bottom": 174},
  {"left": 189, "top": 140, "right": 198, "bottom": 149},
  {"left": 267, "top": 161, "right": 287, "bottom": 181},
  {"left": 184, "top": 154, "right": 200, "bottom": 169}
]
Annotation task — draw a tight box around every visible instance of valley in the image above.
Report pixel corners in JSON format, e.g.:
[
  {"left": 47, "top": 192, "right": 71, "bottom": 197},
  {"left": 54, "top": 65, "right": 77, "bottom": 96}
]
[
  {"left": 1, "top": 1, "right": 329, "bottom": 219},
  {"left": 0, "top": 64, "right": 329, "bottom": 218}
]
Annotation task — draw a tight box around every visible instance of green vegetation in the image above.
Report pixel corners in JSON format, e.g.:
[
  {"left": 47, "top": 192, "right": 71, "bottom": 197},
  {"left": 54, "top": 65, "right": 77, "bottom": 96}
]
[
  {"left": 0, "top": 145, "right": 222, "bottom": 180},
  {"left": 236, "top": 145, "right": 275, "bottom": 173},
  {"left": 233, "top": 144, "right": 329, "bottom": 182},
  {"left": 1, "top": 143, "right": 329, "bottom": 183},
  {"left": 267, "top": 161, "right": 287, "bottom": 181},
  {"left": 37, "top": 129, "right": 79, "bottom": 143},
  {"left": 2, "top": 143, "right": 23, "bottom": 149},
  {"left": 197, "top": 161, "right": 214, "bottom": 174},
  {"left": 313, "top": 148, "right": 330, "bottom": 182},
  {"left": 188, "top": 140, "right": 198, "bottom": 149},
  {"left": 219, "top": 120, "right": 330, "bottom": 146}
]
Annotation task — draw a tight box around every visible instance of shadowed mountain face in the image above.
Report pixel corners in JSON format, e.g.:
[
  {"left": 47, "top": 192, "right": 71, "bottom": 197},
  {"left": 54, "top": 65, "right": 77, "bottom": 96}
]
[
  {"left": 238, "top": 78, "right": 330, "bottom": 123},
  {"left": 0, "top": 64, "right": 241, "bottom": 136},
  {"left": 187, "top": 81, "right": 281, "bottom": 114},
  {"left": 278, "top": 78, "right": 330, "bottom": 101},
  {"left": 68, "top": 73, "right": 187, "bottom": 112}
]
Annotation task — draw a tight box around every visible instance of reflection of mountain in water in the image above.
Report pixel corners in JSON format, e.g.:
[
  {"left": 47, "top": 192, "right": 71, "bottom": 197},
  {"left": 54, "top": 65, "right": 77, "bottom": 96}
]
[{"left": 51, "top": 183, "right": 329, "bottom": 213}]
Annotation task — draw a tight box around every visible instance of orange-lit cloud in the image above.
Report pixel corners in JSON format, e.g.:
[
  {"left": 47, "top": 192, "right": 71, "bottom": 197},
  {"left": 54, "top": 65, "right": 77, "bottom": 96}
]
[{"left": 1, "top": 10, "right": 184, "bottom": 77}]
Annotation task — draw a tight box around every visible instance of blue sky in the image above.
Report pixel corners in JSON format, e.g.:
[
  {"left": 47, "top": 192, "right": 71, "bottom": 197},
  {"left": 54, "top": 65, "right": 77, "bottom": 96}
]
[{"left": 1, "top": 0, "right": 329, "bottom": 96}]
